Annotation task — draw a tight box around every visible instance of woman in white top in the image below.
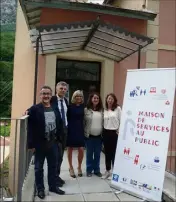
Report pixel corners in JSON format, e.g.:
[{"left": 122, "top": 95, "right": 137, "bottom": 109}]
[
  {"left": 84, "top": 93, "right": 103, "bottom": 177},
  {"left": 102, "top": 93, "right": 121, "bottom": 179}
]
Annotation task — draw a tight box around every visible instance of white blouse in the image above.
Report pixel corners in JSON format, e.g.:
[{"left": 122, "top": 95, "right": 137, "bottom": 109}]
[
  {"left": 90, "top": 111, "right": 103, "bottom": 136},
  {"left": 104, "top": 106, "right": 121, "bottom": 130}
]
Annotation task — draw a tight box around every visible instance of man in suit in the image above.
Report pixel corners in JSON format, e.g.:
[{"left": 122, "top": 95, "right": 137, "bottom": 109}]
[
  {"left": 50, "top": 81, "right": 69, "bottom": 186},
  {"left": 27, "top": 86, "right": 65, "bottom": 199}
]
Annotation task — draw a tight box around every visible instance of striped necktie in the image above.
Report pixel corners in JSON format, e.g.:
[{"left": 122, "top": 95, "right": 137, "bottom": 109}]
[{"left": 60, "top": 99, "right": 66, "bottom": 127}]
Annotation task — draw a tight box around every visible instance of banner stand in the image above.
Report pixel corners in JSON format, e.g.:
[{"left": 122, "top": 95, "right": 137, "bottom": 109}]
[
  {"left": 114, "top": 190, "right": 123, "bottom": 194},
  {"left": 111, "top": 68, "right": 175, "bottom": 202},
  {"left": 111, "top": 184, "right": 148, "bottom": 201}
]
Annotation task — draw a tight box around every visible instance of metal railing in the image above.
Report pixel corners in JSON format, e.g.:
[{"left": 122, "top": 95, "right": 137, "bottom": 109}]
[
  {"left": 0, "top": 116, "right": 33, "bottom": 201},
  {"left": 166, "top": 115, "right": 176, "bottom": 175}
]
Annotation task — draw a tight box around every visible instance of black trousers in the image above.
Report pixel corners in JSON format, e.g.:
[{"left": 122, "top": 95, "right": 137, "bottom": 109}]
[
  {"left": 57, "top": 131, "right": 67, "bottom": 176},
  {"left": 35, "top": 142, "right": 58, "bottom": 191},
  {"left": 103, "top": 129, "right": 118, "bottom": 171}
]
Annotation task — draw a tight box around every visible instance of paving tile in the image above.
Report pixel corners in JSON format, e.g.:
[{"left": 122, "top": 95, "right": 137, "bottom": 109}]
[
  {"left": 78, "top": 177, "right": 112, "bottom": 193},
  {"left": 117, "top": 192, "right": 142, "bottom": 201},
  {"left": 36, "top": 194, "right": 84, "bottom": 201},
  {"left": 33, "top": 150, "right": 175, "bottom": 202},
  {"left": 84, "top": 192, "right": 120, "bottom": 201},
  {"left": 59, "top": 179, "right": 81, "bottom": 194},
  {"left": 60, "top": 170, "right": 79, "bottom": 182},
  {"left": 35, "top": 196, "right": 44, "bottom": 202},
  {"left": 61, "top": 150, "right": 106, "bottom": 173},
  {"left": 163, "top": 173, "right": 176, "bottom": 201}
]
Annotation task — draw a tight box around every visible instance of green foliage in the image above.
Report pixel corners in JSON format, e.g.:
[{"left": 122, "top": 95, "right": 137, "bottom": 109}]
[
  {"left": 0, "top": 62, "right": 13, "bottom": 117},
  {"left": 0, "top": 61, "right": 13, "bottom": 80},
  {"left": 0, "top": 32, "right": 15, "bottom": 61},
  {"left": 0, "top": 125, "right": 10, "bottom": 137},
  {"left": 0, "top": 30, "right": 15, "bottom": 117}
]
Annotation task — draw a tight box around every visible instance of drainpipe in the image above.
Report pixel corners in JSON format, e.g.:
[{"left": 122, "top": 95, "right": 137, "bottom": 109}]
[
  {"left": 142, "top": 0, "right": 147, "bottom": 9},
  {"left": 138, "top": 46, "right": 141, "bottom": 69},
  {"left": 33, "top": 36, "right": 40, "bottom": 105}
]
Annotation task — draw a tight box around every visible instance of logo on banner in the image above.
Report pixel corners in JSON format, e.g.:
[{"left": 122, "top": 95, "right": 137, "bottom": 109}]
[
  {"left": 130, "top": 87, "right": 147, "bottom": 97},
  {"left": 122, "top": 177, "right": 127, "bottom": 182},
  {"left": 150, "top": 87, "right": 168, "bottom": 100},
  {"left": 165, "top": 100, "right": 170, "bottom": 105},
  {"left": 138, "top": 183, "right": 152, "bottom": 192},
  {"left": 130, "top": 179, "right": 137, "bottom": 186},
  {"left": 140, "top": 164, "right": 147, "bottom": 170},
  {"left": 124, "top": 147, "right": 130, "bottom": 155},
  {"left": 154, "top": 186, "right": 160, "bottom": 191},
  {"left": 122, "top": 147, "right": 133, "bottom": 160},
  {"left": 120, "top": 177, "right": 128, "bottom": 184},
  {"left": 161, "top": 89, "right": 166, "bottom": 94},
  {"left": 150, "top": 87, "right": 156, "bottom": 93},
  {"left": 134, "top": 155, "right": 140, "bottom": 165},
  {"left": 112, "top": 174, "right": 119, "bottom": 182},
  {"left": 154, "top": 157, "right": 160, "bottom": 163}
]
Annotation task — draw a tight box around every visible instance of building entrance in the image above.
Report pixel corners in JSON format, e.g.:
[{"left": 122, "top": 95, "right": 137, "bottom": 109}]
[{"left": 56, "top": 59, "right": 101, "bottom": 104}]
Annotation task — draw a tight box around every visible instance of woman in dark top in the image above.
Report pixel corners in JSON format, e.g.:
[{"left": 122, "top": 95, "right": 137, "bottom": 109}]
[{"left": 67, "top": 90, "right": 85, "bottom": 178}]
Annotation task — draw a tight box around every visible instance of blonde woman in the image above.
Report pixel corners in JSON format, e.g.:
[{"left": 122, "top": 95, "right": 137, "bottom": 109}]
[{"left": 67, "top": 90, "right": 85, "bottom": 178}]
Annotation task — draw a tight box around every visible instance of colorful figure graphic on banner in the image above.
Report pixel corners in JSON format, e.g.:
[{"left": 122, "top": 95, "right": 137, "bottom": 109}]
[
  {"left": 123, "top": 118, "right": 135, "bottom": 140},
  {"left": 134, "top": 155, "right": 139, "bottom": 165}
]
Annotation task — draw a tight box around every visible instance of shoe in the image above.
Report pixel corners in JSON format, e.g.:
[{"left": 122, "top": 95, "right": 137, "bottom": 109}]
[
  {"left": 87, "top": 173, "right": 92, "bottom": 177},
  {"left": 69, "top": 168, "right": 76, "bottom": 178},
  {"left": 37, "top": 190, "right": 45, "bottom": 199},
  {"left": 58, "top": 176, "right": 65, "bottom": 185},
  {"left": 78, "top": 168, "right": 83, "bottom": 177},
  {"left": 101, "top": 171, "right": 110, "bottom": 179},
  {"left": 49, "top": 187, "right": 65, "bottom": 195},
  {"left": 94, "top": 172, "right": 102, "bottom": 177},
  {"left": 56, "top": 180, "right": 63, "bottom": 187}
]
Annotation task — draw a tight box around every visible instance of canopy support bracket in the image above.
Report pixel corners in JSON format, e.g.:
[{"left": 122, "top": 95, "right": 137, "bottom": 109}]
[
  {"left": 82, "top": 16, "right": 100, "bottom": 49},
  {"left": 33, "top": 35, "right": 41, "bottom": 104}
]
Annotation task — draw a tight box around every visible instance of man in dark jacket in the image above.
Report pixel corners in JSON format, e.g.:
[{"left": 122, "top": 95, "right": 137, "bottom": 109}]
[
  {"left": 27, "top": 85, "right": 65, "bottom": 199},
  {"left": 50, "top": 81, "right": 69, "bottom": 185}
]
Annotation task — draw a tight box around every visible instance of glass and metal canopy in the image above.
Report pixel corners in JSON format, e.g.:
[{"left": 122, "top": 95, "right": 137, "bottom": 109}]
[{"left": 30, "top": 19, "right": 154, "bottom": 62}]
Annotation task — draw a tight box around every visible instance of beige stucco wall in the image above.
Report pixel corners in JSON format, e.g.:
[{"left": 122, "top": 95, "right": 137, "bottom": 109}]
[
  {"left": 112, "top": 0, "right": 146, "bottom": 10},
  {"left": 11, "top": 5, "right": 35, "bottom": 117},
  {"left": 45, "top": 51, "right": 114, "bottom": 103},
  {"left": 9, "top": 3, "right": 35, "bottom": 193},
  {"left": 146, "top": 0, "right": 159, "bottom": 68}
]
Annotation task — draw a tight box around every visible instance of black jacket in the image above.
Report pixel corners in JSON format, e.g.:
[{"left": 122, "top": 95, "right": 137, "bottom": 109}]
[
  {"left": 50, "top": 96, "right": 69, "bottom": 120},
  {"left": 27, "top": 103, "right": 63, "bottom": 149},
  {"left": 50, "top": 96, "right": 69, "bottom": 108}
]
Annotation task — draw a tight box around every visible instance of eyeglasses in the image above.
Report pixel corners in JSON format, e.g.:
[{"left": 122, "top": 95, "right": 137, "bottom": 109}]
[{"left": 41, "top": 92, "right": 51, "bottom": 96}]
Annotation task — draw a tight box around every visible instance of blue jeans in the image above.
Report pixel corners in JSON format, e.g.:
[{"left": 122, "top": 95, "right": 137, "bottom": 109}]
[
  {"left": 35, "top": 142, "right": 58, "bottom": 191},
  {"left": 86, "top": 136, "right": 102, "bottom": 174}
]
